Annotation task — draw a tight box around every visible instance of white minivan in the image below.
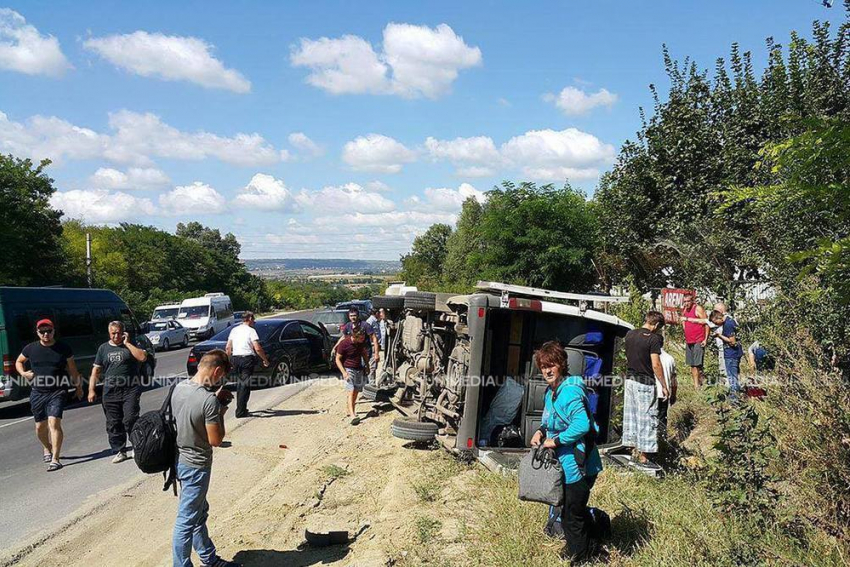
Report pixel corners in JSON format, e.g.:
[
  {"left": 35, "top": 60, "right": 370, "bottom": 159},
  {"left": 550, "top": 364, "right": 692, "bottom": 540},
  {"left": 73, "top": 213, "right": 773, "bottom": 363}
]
[{"left": 177, "top": 293, "right": 234, "bottom": 340}]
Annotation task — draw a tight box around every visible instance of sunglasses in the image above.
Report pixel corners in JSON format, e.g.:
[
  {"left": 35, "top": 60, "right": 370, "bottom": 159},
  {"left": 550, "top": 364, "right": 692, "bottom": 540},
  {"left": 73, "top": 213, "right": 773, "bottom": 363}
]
[{"left": 37, "top": 328, "right": 54, "bottom": 335}]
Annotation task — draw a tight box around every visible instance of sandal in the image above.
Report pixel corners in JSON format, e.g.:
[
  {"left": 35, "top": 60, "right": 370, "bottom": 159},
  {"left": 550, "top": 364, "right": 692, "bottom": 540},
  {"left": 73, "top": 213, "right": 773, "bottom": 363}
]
[
  {"left": 43, "top": 453, "right": 52, "bottom": 463},
  {"left": 47, "top": 461, "right": 63, "bottom": 472}
]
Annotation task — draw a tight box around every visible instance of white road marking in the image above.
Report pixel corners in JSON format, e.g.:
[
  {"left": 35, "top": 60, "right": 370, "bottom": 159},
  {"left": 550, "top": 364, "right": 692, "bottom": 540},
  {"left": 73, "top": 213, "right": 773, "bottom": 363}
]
[{"left": 0, "top": 416, "right": 33, "bottom": 429}]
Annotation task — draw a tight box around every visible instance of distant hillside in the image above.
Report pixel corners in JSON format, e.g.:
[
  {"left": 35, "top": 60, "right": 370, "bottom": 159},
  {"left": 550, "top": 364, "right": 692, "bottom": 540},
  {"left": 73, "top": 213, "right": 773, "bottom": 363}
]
[{"left": 244, "top": 258, "right": 401, "bottom": 278}]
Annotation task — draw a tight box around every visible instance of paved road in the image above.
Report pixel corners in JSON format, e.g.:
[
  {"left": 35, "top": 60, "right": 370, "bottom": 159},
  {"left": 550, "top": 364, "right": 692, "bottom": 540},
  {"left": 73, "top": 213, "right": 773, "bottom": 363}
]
[{"left": 0, "top": 308, "right": 324, "bottom": 550}]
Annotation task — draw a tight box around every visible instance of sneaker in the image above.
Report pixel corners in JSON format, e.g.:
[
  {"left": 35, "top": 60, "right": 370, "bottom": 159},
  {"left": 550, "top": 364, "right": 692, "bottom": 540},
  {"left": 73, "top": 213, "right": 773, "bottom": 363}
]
[
  {"left": 112, "top": 451, "right": 130, "bottom": 464},
  {"left": 350, "top": 416, "right": 361, "bottom": 426}
]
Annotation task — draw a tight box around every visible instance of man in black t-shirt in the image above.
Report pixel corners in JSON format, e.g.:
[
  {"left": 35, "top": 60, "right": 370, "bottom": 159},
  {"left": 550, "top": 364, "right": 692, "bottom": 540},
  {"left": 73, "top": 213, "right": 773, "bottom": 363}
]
[
  {"left": 89, "top": 320, "right": 148, "bottom": 463},
  {"left": 622, "top": 311, "right": 669, "bottom": 465},
  {"left": 15, "top": 318, "right": 83, "bottom": 472}
]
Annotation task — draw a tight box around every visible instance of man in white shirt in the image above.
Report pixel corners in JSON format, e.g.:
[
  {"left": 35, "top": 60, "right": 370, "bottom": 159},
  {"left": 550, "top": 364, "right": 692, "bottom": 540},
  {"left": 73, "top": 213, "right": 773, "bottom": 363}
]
[{"left": 225, "top": 312, "right": 270, "bottom": 418}]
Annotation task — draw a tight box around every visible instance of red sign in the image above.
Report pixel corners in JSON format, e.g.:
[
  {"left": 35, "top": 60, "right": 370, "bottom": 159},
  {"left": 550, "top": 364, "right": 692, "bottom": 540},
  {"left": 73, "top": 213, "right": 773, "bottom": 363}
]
[{"left": 661, "top": 288, "right": 694, "bottom": 325}]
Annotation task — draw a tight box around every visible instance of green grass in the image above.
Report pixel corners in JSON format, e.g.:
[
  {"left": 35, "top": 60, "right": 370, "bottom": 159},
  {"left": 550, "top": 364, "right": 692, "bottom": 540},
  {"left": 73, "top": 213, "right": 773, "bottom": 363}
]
[
  {"left": 415, "top": 516, "right": 442, "bottom": 544},
  {"left": 321, "top": 464, "right": 350, "bottom": 480}
]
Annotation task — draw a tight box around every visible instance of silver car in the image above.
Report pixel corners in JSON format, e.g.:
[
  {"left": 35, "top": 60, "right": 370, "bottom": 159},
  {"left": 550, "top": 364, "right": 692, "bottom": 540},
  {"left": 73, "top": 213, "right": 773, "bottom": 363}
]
[{"left": 145, "top": 319, "right": 190, "bottom": 351}]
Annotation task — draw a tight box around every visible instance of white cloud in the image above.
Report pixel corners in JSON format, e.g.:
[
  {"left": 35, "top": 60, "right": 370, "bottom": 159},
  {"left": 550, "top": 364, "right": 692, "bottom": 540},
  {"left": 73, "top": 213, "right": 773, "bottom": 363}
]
[
  {"left": 84, "top": 31, "right": 250, "bottom": 93},
  {"left": 233, "top": 173, "right": 294, "bottom": 211},
  {"left": 0, "top": 109, "right": 288, "bottom": 167},
  {"left": 105, "top": 110, "right": 283, "bottom": 166},
  {"left": 0, "top": 9, "right": 70, "bottom": 77},
  {"left": 50, "top": 189, "right": 155, "bottom": 223},
  {"left": 295, "top": 182, "right": 396, "bottom": 213},
  {"left": 500, "top": 128, "right": 616, "bottom": 182},
  {"left": 314, "top": 210, "right": 456, "bottom": 229},
  {"left": 291, "top": 23, "right": 481, "bottom": 99},
  {"left": 342, "top": 133, "right": 416, "bottom": 173},
  {"left": 424, "top": 128, "right": 614, "bottom": 181},
  {"left": 158, "top": 182, "right": 227, "bottom": 215},
  {"left": 88, "top": 167, "right": 170, "bottom": 190},
  {"left": 288, "top": 132, "right": 323, "bottom": 156},
  {"left": 407, "top": 183, "right": 486, "bottom": 212},
  {"left": 366, "top": 180, "right": 392, "bottom": 193},
  {"left": 543, "top": 86, "right": 618, "bottom": 115},
  {"left": 424, "top": 135, "right": 501, "bottom": 176},
  {"left": 0, "top": 111, "right": 107, "bottom": 164}
]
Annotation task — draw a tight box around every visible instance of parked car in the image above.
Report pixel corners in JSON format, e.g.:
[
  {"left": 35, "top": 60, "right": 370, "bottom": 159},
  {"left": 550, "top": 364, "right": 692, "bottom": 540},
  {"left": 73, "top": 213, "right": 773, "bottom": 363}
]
[
  {"left": 186, "top": 319, "right": 333, "bottom": 386},
  {"left": 311, "top": 309, "right": 349, "bottom": 341},
  {"left": 335, "top": 299, "right": 372, "bottom": 318},
  {"left": 370, "top": 281, "right": 632, "bottom": 471},
  {"left": 150, "top": 303, "right": 180, "bottom": 321},
  {"left": 0, "top": 287, "right": 156, "bottom": 403},
  {"left": 145, "top": 320, "right": 190, "bottom": 351},
  {"left": 233, "top": 311, "right": 245, "bottom": 322}
]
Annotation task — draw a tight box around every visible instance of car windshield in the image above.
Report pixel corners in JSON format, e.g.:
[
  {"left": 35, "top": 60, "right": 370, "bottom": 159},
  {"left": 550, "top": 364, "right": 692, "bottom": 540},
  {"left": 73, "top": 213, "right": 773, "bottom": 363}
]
[
  {"left": 178, "top": 306, "right": 210, "bottom": 318},
  {"left": 150, "top": 322, "right": 169, "bottom": 331},
  {"left": 315, "top": 311, "right": 348, "bottom": 324},
  {"left": 209, "top": 321, "right": 280, "bottom": 341},
  {"left": 152, "top": 307, "right": 179, "bottom": 319}
]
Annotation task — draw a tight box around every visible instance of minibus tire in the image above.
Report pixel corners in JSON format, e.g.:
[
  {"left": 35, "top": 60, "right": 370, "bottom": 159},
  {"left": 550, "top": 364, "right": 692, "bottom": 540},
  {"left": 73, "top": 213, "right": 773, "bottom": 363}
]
[
  {"left": 403, "top": 292, "right": 437, "bottom": 312},
  {"left": 391, "top": 417, "right": 438, "bottom": 441}
]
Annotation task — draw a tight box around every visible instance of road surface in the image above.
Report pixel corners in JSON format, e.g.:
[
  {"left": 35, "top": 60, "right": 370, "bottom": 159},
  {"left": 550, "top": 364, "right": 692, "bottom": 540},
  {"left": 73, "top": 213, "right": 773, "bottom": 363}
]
[{"left": 0, "top": 309, "right": 322, "bottom": 550}]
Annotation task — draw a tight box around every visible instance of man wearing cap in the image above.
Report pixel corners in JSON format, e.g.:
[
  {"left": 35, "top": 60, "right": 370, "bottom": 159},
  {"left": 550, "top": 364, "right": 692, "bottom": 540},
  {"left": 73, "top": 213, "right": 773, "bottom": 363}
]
[
  {"left": 89, "top": 320, "right": 148, "bottom": 463},
  {"left": 15, "top": 319, "right": 83, "bottom": 472}
]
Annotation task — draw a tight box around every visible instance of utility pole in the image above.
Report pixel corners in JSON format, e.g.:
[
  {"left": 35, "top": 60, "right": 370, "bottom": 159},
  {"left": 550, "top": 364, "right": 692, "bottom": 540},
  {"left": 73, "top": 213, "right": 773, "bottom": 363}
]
[{"left": 86, "top": 232, "right": 92, "bottom": 288}]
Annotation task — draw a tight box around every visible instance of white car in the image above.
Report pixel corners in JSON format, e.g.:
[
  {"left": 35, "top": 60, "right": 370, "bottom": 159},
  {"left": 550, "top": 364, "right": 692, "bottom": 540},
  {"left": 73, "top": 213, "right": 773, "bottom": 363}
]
[{"left": 145, "top": 320, "right": 190, "bottom": 351}]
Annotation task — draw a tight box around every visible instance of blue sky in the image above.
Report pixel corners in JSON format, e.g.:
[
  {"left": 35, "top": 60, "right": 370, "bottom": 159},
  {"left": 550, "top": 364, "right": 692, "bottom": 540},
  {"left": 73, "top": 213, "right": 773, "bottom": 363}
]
[{"left": 1, "top": 1, "right": 844, "bottom": 260}]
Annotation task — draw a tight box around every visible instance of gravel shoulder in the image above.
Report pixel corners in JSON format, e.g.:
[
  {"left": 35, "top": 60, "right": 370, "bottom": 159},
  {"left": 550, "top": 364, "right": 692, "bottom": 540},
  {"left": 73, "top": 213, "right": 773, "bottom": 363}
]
[{"left": 0, "top": 378, "right": 468, "bottom": 567}]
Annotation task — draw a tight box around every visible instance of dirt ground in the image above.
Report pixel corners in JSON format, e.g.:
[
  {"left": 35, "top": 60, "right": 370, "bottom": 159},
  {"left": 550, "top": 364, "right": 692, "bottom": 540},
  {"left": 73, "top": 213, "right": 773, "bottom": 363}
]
[{"left": 1, "top": 379, "right": 470, "bottom": 567}]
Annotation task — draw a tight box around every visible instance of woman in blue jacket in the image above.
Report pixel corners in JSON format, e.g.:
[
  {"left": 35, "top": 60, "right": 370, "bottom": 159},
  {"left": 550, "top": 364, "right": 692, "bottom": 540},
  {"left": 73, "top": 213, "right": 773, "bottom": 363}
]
[{"left": 531, "top": 340, "right": 603, "bottom": 561}]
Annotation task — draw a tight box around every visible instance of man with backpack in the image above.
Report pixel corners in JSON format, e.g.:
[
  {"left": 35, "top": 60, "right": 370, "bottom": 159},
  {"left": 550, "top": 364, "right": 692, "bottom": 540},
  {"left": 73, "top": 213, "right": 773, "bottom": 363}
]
[{"left": 170, "top": 349, "right": 241, "bottom": 567}]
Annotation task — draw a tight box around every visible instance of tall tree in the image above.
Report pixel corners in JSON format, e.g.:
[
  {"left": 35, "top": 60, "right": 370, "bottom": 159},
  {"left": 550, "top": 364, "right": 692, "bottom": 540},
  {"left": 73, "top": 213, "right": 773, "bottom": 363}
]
[
  {"left": 400, "top": 224, "right": 453, "bottom": 289},
  {"left": 0, "top": 156, "right": 67, "bottom": 286}
]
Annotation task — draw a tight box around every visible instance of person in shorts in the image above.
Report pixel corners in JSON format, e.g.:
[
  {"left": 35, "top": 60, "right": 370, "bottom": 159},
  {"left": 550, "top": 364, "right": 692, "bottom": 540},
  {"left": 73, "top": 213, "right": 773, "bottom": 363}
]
[
  {"left": 680, "top": 291, "right": 709, "bottom": 388},
  {"left": 622, "top": 311, "right": 669, "bottom": 466},
  {"left": 15, "top": 318, "right": 83, "bottom": 472},
  {"left": 335, "top": 325, "right": 369, "bottom": 425},
  {"left": 332, "top": 308, "right": 380, "bottom": 378},
  {"left": 88, "top": 321, "right": 148, "bottom": 464}
]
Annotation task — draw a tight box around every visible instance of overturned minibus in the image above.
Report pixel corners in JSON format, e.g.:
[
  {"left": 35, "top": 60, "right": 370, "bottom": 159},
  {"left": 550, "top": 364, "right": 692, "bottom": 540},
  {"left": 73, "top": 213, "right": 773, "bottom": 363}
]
[{"left": 367, "top": 281, "right": 633, "bottom": 470}]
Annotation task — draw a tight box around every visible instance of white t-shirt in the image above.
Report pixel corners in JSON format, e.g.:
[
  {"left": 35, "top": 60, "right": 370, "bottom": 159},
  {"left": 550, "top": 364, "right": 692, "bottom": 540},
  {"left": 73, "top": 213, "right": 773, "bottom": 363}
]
[
  {"left": 657, "top": 349, "right": 677, "bottom": 399},
  {"left": 228, "top": 324, "right": 260, "bottom": 357}
]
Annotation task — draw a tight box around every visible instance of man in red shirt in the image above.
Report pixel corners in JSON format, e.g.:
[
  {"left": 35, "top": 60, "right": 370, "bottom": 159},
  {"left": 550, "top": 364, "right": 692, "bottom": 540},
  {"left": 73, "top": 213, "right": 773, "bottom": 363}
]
[
  {"left": 680, "top": 291, "right": 709, "bottom": 388},
  {"left": 335, "top": 325, "right": 369, "bottom": 425}
]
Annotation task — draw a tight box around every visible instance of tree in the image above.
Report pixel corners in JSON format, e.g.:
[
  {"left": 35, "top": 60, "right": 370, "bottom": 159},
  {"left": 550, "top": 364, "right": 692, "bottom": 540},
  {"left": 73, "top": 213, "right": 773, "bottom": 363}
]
[
  {"left": 399, "top": 224, "right": 453, "bottom": 289},
  {"left": 443, "top": 197, "right": 484, "bottom": 290},
  {"left": 0, "top": 156, "right": 67, "bottom": 286},
  {"left": 176, "top": 222, "right": 241, "bottom": 260},
  {"left": 474, "top": 182, "right": 600, "bottom": 292}
]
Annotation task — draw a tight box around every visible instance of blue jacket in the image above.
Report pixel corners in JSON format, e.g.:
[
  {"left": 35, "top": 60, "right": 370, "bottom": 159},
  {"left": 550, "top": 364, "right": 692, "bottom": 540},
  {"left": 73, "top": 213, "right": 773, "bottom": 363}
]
[{"left": 542, "top": 375, "right": 603, "bottom": 484}]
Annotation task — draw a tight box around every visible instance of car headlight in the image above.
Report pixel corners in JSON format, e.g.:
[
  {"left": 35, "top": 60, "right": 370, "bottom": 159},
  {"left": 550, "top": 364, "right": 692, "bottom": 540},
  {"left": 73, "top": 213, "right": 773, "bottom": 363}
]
[{"left": 150, "top": 335, "right": 159, "bottom": 343}]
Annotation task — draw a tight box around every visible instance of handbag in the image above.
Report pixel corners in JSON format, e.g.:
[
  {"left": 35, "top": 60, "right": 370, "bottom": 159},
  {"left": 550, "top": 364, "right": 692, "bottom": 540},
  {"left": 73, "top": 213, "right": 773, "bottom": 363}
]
[{"left": 518, "top": 446, "right": 564, "bottom": 506}]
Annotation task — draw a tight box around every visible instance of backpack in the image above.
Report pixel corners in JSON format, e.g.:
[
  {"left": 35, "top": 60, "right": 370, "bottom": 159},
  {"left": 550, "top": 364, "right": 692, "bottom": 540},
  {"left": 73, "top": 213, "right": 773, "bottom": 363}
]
[{"left": 130, "top": 381, "right": 179, "bottom": 494}]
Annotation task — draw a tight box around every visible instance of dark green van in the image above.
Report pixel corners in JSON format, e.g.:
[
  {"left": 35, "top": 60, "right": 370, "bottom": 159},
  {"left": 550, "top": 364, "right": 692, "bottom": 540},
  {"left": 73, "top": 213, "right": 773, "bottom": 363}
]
[{"left": 0, "top": 287, "right": 156, "bottom": 403}]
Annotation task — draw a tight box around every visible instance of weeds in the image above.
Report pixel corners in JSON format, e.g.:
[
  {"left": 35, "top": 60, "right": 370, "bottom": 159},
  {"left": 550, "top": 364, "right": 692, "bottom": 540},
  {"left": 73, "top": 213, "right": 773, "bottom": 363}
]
[
  {"left": 321, "top": 464, "right": 349, "bottom": 480},
  {"left": 415, "top": 516, "right": 442, "bottom": 544}
]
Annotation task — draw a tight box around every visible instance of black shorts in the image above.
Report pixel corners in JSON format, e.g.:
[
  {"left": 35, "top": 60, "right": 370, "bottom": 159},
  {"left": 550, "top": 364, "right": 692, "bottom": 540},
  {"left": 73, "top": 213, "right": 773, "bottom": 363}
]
[{"left": 30, "top": 389, "right": 67, "bottom": 422}]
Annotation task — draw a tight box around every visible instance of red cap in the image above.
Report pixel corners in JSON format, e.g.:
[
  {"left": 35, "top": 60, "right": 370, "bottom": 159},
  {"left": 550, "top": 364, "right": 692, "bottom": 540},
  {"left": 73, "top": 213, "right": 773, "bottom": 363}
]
[{"left": 36, "top": 319, "right": 54, "bottom": 329}]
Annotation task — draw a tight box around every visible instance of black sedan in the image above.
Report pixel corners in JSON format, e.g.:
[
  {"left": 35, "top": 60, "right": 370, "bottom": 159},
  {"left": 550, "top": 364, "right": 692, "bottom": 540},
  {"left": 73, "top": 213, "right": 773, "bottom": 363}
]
[{"left": 186, "top": 319, "right": 333, "bottom": 385}]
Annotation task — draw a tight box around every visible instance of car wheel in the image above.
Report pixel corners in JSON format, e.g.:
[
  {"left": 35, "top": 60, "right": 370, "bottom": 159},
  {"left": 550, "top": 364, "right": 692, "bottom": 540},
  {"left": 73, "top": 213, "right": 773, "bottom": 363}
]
[
  {"left": 390, "top": 417, "right": 439, "bottom": 441},
  {"left": 403, "top": 292, "right": 437, "bottom": 312},
  {"left": 273, "top": 359, "right": 292, "bottom": 386},
  {"left": 162, "top": 338, "right": 169, "bottom": 351},
  {"left": 182, "top": 335, "right": 189, "bottom": 348}
]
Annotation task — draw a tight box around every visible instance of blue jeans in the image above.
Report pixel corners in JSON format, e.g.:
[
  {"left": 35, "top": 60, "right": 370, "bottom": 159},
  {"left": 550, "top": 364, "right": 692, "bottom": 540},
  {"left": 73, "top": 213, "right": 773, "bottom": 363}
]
[
  {"left": 173, "top": 462, "right": 217, "bottom": 567},
  {"left": 724, "top": 356, "right": 741, "bottom": 393}
]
